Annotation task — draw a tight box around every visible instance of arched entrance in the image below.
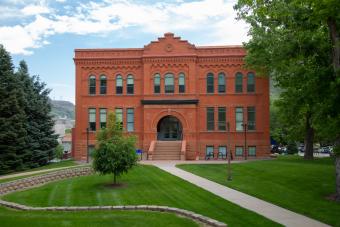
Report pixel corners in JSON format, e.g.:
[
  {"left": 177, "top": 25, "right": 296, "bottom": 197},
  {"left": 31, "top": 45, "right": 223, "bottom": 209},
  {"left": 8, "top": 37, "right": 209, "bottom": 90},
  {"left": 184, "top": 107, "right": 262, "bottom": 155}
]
[{"left": 157, "top": 116, "right": 182, "bottom": 140}]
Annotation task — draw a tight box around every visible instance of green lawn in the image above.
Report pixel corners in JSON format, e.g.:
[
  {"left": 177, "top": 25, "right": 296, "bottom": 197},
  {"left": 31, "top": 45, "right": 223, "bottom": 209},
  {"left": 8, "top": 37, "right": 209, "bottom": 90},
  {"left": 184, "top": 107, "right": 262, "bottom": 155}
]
[
  {"left": 0, "top": 160, "right": 81, "bottom": 183},
  {"left": 0, "top": 207, "right": 198, "bottom": 227},
  {"left": 2, "top": 165, "right": 280, "bottom": 227},
  {"left": 178, "top": 156, "right": 340, "bottom": 227}
]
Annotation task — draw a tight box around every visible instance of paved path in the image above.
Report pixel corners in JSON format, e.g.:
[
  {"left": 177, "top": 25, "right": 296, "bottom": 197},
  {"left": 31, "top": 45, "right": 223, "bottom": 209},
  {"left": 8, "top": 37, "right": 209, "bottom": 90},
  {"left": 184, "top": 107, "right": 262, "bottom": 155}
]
[
  {"left": 153, "top": 162, "right": 329, "bottom": 227},
  {"left": 0, "top": 164, "right": 87, "bottom": 181}
]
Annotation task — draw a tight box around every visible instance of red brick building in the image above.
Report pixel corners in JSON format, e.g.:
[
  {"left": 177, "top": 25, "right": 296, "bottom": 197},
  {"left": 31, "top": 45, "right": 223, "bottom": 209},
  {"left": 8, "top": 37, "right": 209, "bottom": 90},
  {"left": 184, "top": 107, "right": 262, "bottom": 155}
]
[{"left": 73, "top": 33, "right": 270, "bottom": 161}]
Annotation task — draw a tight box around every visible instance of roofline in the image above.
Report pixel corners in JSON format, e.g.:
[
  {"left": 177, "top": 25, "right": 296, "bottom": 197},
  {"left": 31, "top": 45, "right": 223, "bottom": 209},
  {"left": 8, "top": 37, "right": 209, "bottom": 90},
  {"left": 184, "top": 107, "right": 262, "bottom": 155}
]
[
  {"left": 75, "top": 45, "right": 244, "bottom": 52},
  {"left": 75, "top": 48, "right": 143, "bottom": 52},
  {"left": 196, "top": 45, "right": 244, "bottom": 49}
]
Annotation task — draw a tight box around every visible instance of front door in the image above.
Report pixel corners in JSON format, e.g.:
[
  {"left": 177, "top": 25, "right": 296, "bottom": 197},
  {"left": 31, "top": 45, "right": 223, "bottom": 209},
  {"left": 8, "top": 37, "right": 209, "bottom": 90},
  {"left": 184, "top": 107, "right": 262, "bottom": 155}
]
[{"left": 157, "top": 116, "right": 182, "bottom": 140}]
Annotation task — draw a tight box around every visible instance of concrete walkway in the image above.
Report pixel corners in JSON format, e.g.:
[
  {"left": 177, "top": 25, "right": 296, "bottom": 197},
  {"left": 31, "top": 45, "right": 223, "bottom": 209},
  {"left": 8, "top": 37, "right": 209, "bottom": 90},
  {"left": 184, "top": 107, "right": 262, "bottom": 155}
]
[{"left": 153, "top": 162, "right": 329, "bottom": 227}]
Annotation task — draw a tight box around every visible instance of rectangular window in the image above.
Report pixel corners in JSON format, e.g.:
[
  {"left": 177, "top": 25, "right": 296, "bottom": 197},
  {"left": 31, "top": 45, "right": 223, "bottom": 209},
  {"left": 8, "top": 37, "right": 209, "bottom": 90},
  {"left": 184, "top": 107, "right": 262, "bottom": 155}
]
[
  {"left": 154, "top": 75, "right": 160, "bottom": 94},
  {"left": 206, "top": 107, "right": 214, "bottom": 131},
  {"left": 116, "top": 86, "right": 122, "bottom": 94},
  {"left": 218, "top": 73, "right": 225, "bottom": 93},
  {"left": 100, "top": 78, "right": 107, "bottom": 94},
  {"left": 89, "top": 77, "right": 96, "bottom": 95},
  {"left": 165, "top": 75, "right": 174, "bottom": 93},
  {"left": 179, "top": 75, "right": 185, "bottom": 93},
  {"left": 247, "top": 73, "right": 255, "bottom": 92},
  {"left": 116, "top": 77, "right": 123, "bottom": 94},
  {"left": 127, "top": 85, "right": 134, "bottom": 94},
  {"left": 235, "top": 107, "right": 244, "bottom": 131},
  {"left": 100, "top": 108, "right": 107, "bottom": 129},
  {"left": 235, "top": 73, "right": 243, "bottom": 93},
  {"left": 218, "top": 107, "right": 226, "bottom": 131},
  {"left": 247, "top": 106, "right": 256, "bottom": 130},
  {"left": 127, "top": 108, "right": 134, "bottom": 132},
  {"left": 127, "top": 76, "right": 134, "bottom": 94},
  {"left": 248, "top": 146, "right": 256, "bottom": 156},
  {"left": 235, "top": 146, "right": 243, "bottom": 156},
  {"left": 88, "top": 108, "right": 96, "bottom": 131},
  {"left": 206, "top": 146, "right": 214, "bottom": 159},
  {"left": 154, "top": 85, "right": 160, "bottom": 93},
  {"left": 207, "top": 74, "right": 214, "bottom": 93},
  {"left": 115, "top": 108, "right": 123, "bottom": 129},
  {"left": 218, "top": 146, "right": 227, "bottom": 159}
]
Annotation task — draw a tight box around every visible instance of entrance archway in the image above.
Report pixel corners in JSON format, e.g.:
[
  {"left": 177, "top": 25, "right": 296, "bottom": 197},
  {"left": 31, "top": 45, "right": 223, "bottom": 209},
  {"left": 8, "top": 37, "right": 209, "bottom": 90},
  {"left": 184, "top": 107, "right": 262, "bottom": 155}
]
[{"left": 157, "top": 116, "right": 182, "bottom": 140}]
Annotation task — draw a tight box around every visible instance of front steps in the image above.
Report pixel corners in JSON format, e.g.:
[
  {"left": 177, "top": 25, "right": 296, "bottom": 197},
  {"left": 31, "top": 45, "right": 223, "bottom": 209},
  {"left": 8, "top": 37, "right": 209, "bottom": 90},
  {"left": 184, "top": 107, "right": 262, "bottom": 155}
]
[{"left": 152, "top": 141, "right": 182, "bottom": 160}]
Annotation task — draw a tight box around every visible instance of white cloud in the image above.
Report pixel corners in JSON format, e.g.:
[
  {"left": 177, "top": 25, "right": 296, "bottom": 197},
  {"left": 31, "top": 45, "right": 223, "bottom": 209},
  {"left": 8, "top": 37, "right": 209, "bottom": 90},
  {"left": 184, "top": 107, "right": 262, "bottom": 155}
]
[
  {"left": 21, "top": 4, "right": 51, "bottom": 16},
  {"left": 0, "top": 0, "right": 248, "bottom": 55}
]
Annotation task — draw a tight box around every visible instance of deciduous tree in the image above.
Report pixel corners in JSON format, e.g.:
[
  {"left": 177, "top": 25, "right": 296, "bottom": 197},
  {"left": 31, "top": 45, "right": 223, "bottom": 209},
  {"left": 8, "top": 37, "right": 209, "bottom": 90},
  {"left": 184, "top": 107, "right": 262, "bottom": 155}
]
[
  {"left": 93, "top": 112, "right": 137, "bottom": 184},
  {"left": 234, "top": 0, "right": 340, "bottom": 200}
]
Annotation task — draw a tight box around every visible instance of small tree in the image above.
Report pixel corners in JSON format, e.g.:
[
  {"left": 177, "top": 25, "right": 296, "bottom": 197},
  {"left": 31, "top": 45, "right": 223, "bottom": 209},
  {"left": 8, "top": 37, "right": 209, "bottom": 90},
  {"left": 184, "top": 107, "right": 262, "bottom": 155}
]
[
  {"left": 93, "top": 112, "right": 137, "bottom": 184},
  {"left": 55, "top": 144, "right": 64, "bottom": 160}
]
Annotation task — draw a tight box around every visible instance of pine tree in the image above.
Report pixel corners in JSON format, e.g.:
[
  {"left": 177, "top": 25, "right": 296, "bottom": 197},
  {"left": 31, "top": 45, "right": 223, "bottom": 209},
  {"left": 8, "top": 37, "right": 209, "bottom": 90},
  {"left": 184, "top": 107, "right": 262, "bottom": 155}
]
[
  {"left": 0, "top": 45, "right": 27, "bottom": 174},
  {"left": 16, "top": 61, "right": 58, "bottom": 168}
]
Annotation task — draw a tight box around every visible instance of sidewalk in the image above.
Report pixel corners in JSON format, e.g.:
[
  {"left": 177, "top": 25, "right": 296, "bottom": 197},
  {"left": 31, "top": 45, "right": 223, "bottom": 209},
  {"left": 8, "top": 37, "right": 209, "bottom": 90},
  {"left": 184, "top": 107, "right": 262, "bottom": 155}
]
[{"left": 153, "top": 162, "right": 329, "bottom": 227}]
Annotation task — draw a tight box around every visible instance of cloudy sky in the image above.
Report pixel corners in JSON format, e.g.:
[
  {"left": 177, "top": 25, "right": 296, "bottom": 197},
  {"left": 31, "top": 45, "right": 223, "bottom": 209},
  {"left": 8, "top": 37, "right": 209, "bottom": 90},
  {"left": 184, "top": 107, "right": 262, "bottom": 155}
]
[{"left": 0, "top": 0, "right": 248, "bottom": 103}]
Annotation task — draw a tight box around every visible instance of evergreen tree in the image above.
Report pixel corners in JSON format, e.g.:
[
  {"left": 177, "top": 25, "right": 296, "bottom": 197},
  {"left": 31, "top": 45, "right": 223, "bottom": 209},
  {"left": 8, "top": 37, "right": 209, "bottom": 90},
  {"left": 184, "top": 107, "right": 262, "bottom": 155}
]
[
  {"left": 16, "top": 61, "right": 58, "bottom": 167},
  {"left": 0, "top": 45, "right": 27, "bottom": 174}
]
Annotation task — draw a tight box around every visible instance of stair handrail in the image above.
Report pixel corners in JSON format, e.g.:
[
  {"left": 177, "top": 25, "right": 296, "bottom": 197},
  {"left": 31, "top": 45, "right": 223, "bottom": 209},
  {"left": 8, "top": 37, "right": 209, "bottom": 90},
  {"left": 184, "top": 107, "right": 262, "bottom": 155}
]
[
  {"left": 181, "top": 140, "right": 186, "bottom": 160},
  {"left": 148, "top": 140, "right": 156, "bottom": 160}
]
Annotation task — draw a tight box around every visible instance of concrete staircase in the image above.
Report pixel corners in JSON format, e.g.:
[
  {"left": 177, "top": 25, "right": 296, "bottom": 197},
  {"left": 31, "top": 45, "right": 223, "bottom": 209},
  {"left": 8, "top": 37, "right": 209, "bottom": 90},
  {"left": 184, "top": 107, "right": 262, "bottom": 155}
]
[{"left": 152, "top": 141, "right": 182, "bottom": 160}]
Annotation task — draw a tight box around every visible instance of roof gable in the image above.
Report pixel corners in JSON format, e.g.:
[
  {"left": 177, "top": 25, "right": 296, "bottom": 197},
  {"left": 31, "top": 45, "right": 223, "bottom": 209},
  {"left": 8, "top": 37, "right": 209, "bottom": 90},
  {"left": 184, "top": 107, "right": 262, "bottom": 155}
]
[{"left": 143, "top": 33, "right": 196, "bottom": 56}]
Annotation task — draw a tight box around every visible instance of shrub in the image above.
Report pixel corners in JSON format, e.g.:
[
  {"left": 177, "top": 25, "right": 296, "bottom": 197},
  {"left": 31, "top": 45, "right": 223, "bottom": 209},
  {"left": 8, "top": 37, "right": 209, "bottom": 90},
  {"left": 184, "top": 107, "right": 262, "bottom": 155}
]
[{"left": 55, "top": 144, "right": 64, "bottom": 160}]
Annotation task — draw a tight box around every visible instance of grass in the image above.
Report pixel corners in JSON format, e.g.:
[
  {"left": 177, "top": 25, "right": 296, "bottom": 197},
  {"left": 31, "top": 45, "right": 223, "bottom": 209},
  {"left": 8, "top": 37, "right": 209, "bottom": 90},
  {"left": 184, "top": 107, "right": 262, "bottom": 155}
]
[
  {"left": 0, "top": 160, "right": 81, "bottom": 184},
  {"left": 0, "top": 207, "right": 199, "bottom": 227},
  {"left": 2, "top": 165, "right": 280, "bottom": 227},
  {"left": 177, "top": 156, "right": 340, "bottom": 227}
]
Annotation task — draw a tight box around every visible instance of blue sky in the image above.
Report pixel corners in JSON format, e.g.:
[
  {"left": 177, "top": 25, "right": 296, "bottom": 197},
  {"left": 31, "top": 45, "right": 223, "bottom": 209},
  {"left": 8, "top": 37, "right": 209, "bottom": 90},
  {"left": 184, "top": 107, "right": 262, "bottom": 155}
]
[{"left": 0, "top": 0, "right": 248, "bottom": 103}]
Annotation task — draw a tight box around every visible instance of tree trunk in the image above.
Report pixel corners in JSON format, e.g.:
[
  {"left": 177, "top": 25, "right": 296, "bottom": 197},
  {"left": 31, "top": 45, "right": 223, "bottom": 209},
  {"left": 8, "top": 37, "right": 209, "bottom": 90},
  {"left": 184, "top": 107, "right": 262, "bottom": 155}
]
[
  {"left": 327, "top": 17, "right": 340, "bottom": 74},
  {"left": 336, "top": 156, "right": 340, "bottom": 202},
  {"left": 304, "top": 112, "right": 314, "bottom": 160},
  {"left": 113, "top": 173, "right": 117, "bottom": 184}
]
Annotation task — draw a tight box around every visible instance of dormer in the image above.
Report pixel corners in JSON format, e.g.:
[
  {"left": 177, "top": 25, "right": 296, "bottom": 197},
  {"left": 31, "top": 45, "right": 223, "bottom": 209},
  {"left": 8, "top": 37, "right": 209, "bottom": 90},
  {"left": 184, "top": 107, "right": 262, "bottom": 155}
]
[{"left": 143, "top": 33, "right": 196, "bottom": 57}]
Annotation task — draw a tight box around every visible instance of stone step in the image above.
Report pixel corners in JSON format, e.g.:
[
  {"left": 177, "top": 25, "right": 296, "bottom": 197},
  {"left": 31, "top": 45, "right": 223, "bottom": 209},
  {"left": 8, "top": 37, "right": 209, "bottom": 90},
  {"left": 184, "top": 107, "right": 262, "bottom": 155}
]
[
  {"left": 155, "top": 148, "right": 181, "bottom": 151},
  {"left": 152, "top": 155, "right": 181, "bottom": 160},
  {"left": 152, "top": 141, "right": 182, "bottom": 160},
  {"left": 155, "top": 145, "right": 181, "bottom": 148},
  {"left": 154, "top": 153, "right": 181, "bottom": 156}
]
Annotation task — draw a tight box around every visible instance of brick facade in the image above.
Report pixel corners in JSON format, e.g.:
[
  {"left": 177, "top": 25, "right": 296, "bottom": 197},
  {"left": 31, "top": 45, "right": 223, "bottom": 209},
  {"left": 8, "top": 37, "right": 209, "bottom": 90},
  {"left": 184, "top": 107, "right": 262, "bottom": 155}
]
[{"left": 73, "top": 33, "right": 270, "bottom": 161}]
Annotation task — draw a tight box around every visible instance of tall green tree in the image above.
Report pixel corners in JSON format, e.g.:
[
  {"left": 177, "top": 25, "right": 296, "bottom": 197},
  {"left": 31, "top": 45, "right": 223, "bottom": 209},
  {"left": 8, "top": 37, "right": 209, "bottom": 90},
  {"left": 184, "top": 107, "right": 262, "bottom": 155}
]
[
  {"left": 93, "top": 112, "right": 137, "bottom": 184},
  {"left": 0, "top": 45, "right": 28, "bottom": 174},
  {"left": 16, "top": 61, "right": 58, "bottom": 167},
  {"left": 234, "top": 0, "right": 340, "bottom": 200},
  {"left": 234, "top": 0, "right": 334, "bottom": 159}
]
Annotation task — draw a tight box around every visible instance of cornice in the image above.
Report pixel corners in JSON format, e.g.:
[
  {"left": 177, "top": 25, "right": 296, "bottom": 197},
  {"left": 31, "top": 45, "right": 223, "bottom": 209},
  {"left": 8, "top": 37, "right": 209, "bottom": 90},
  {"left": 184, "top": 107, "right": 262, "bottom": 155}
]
[
  {"left": 75, "top": 58, "right": 142, "bottom": 66},
  {"left": 142, "top": 56, "right": 197, "bottom": 63}
]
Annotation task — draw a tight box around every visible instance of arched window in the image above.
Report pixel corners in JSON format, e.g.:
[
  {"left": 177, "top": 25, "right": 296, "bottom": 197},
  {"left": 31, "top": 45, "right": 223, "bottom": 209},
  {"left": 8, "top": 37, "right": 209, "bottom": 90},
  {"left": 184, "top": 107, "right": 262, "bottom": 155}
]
[
  {"left": 218, "top": 72, "right": 226, "bottom": 93},
  {"left": 247, "top": 72, "right": 255, "bottom": 92},
  {"left": 235, "top": 72, "right": 243, "bottom": 93},
  {"left": 100, "top": 75, "right": 107, "bottom": 94},
  {"left": 206, "top": 73, "right": 214, "bottom": 93},
  {"left": 88, "top": 75, "right": 96, "bottom": 95},
  {"left": 116, "top": 75, "right": 123, "bottom": 94},
  {"left": 178, "top": 73, "right": 185, "bottom": 93},
  {"left": 164, "top": 73, "right": 174, "bottom": 93},
  {"left": 154, "top": 73, "right": 160, "bottom": 93},
  {"left": 127, "top": 74, "right": 134, "bottom": 94}
]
